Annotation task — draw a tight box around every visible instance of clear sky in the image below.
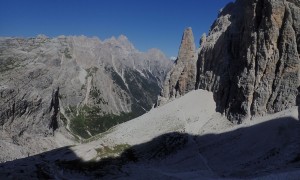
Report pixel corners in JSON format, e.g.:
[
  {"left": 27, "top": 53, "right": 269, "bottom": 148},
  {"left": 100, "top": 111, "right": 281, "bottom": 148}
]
[{"left": 0, "top": 0, "right": 233, "bottom": 58}]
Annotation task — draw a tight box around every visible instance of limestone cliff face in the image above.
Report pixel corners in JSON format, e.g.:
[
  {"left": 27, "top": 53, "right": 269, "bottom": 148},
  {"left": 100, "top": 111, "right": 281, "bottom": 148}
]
[
  {"left": 196, "top": 0, "right": 300, "bottom": 122},
  {"left": 158, "top": 27, "right": 197, "bottom": 105},
  {"left": 0, "top": 34, "right": 172, "bottom": 157}
]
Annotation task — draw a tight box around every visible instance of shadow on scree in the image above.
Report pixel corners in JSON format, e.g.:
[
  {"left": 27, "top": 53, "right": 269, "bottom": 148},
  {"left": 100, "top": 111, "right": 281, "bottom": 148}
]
[{"left": 1, "top": 116, "right": 300, "bottom": 179}]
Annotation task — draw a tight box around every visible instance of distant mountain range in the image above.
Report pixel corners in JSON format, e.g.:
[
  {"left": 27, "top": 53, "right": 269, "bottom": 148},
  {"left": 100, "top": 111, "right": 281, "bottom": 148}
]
[
  {"left": 0, "top": 0, "right": 300, "bottom": 179},
  {"left": 0, "top": 34, "right": 172, "bottom": 160}
]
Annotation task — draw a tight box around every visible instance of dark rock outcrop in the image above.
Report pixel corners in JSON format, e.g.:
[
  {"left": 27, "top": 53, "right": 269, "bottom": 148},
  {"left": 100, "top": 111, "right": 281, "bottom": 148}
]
[
  {"left": 297, "top": 86, "right": 300, "bottom": 120},
  {"left": 49, "top": 87, "right": 59, "bottom": 133},
  {"left": 196, "top": 0, "right": 300, "bottom": 122},
  {"left": 158, "top": 27, "right": 197, "bottom": 105}
]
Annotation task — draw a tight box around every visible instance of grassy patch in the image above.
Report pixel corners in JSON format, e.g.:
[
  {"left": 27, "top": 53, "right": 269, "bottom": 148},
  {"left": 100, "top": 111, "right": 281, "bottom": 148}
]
[
  {"left": 95, "top": 144, "right": 131, "bottom": 158},
  {"left": 86, "top": 67, "right": 98, "bottom": 77},
  {"left": 89, "top": 87, "right": 108, "bottom": 105},
  {"left": 66, "top": 105, "right": 137, "bottom": 139},
  {"left": 56, "top": 145, "right": 137, "bottom": 177},
  {"left": 61, "top": 67, "right": 162, "bottom": 140},
  {"left": 83, "top": 128, "right": 114, "bottom": 143},
  {"left": 64, "top": 48, "right": 72, "bottom": 59},
  {"left": 0, "top": 56, "right": 21, "bottom": 72}
]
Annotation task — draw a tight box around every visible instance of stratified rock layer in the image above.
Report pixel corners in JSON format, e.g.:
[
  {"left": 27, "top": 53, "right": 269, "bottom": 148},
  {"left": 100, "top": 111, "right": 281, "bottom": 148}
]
[
  {"left": 0, "top": 35, "right": 172, "bottom": 160},
  {"left": 196, "top": 0, "right": 300, "bottom": 122},
  {"left": 158, "top": 27, "right": 197, "bottom": 105}
]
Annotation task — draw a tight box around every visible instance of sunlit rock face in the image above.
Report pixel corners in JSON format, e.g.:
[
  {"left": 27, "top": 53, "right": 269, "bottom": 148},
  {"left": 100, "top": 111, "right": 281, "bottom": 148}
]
[
  {"left": 196, "top": 0, "right": 300, "bottom": 122},
  {"left": 158, "top": 0, "right": 300, "bottom": 122},
  {"left": 158, "top": 27, "right": 197, "bottom": 105},
  {"left": 0, "top": 35, "right": 172, "bottom": 160}
]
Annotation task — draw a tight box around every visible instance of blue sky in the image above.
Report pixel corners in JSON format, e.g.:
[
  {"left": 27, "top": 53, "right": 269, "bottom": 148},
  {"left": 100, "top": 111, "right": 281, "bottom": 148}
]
[{"left": 0, "top": 0, "right": 233, "bottom": 57}]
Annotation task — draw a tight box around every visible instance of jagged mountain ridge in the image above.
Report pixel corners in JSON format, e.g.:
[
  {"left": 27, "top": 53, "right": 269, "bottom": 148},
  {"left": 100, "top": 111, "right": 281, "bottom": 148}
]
[
  {"left": 159, "top": 0, "right": 300, "bottom": 123},
  {"left": 196, "top": 0, "right": 300, "bottom": 122},
  {"left": 158, "top": 27, "right": 197, "bottom": 105},
  {"left": 0, "top": 0, "right": 300, "bottom": 178},
  {"left": 0, "top": 34, "right": 172, "bottom": 160}
]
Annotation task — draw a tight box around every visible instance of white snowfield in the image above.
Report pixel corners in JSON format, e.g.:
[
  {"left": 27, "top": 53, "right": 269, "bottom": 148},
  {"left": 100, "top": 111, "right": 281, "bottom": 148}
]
[
  {"left": 1, "top": 90, "right": 299, "bottom": 179},
  {"left": 70, "top": 89, "right": 300, "bottom": 179}
]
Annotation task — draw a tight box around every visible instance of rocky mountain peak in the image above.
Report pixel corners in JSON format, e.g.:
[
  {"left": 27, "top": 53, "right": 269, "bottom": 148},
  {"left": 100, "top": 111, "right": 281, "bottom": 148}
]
[
  {"left": 177, "top": 27, "right": 197, "bottom": 64},
  {"left": 0, "top": 34, "right": 172, "bottom": 157},
  {"left": 117, "top": 35, "right": 134, "bottom": 49},
  {"left": 146, "top": 48, "right": 167, "bottom": 59},
  {"left": 196, "top": 0, "right": 300, "bottom": 122},
  {"left": 157, "top": 27, "right": 197, "bottom": 105},
  {"left": 117, "top": 34, "right": 129, "bottom": 41},
  {"left": 158, "top": 0, "right": 299, "bottom": 123},
  {"left": 36, "top": 34, "right": 48, "bottom": 40},
  {"left": 196, "top": 0, "right": 300, "bottom": 123},
  {"left": 103, "top": 35, "right": 135, "bottom": 52},
  {"left": 199, "top": 33, "right": 206, "bottom": 47}
]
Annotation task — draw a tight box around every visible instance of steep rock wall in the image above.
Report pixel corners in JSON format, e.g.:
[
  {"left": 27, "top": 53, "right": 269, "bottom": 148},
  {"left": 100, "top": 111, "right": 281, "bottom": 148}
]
[
  {"left": 196, "top": 0, "right": 300, "bottom": 122},
  {"left": 158, "top": 27, "right": 197, "bottom": 105}
]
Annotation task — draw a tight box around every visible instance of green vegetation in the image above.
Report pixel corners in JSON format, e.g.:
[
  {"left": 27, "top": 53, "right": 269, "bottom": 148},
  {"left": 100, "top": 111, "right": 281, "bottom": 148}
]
[
  {"left": 90, "top": 87, "right": 108, "bottom": 105},
  {"left": 66, "top": 105, "right": 137, "bottom": 139},
  {"left": 60, "top": 67, "right": 161, "bottom": 140},
  {"left": 56, "top": 146, "right": 137, "bottom": 177},
  {"left": 85, "top": 67, "right": 108, "bottom": 104},
  {"left": 63, "top": 48, "right": 72, "bottom": 59},
  {"left": 83, "top": 128, "right": 114, "bottom": 143},
  {"left": 90, "top": 87, "right": 100, "bottom": 98},
  {"left": 0, "top": 57, "right": 21, "bottom": 72},
  {"left": 86, "top": 66, "right": 99, "bottom": 77},
  {"left": 95, "top": 144, "right": 131, "bottom": 158}
]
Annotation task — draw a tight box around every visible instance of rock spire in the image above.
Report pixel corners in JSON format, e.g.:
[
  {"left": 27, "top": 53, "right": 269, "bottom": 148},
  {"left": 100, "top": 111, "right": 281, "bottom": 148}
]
[{"left": 157, "top": 27, "right": 197, "bottom": 105}]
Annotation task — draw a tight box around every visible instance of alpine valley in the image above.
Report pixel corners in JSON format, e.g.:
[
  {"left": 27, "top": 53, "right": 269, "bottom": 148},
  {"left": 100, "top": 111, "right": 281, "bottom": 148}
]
[
  {"left": 0, "top": 35, "right": 172, "bottom": 160},
  {"left": 0, "top": 0, "right": 300, "bottom": 179}
]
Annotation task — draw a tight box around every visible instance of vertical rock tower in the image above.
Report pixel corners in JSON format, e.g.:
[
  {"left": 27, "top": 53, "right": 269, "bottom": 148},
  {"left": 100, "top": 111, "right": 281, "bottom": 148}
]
[
  {"left": 159, "top": 0, "right": 299, "bottom": 123},
  {"left": 158, "top": 27, "right": 197, "bottom": 105},
  {"left": 196, "top": 0, "right": 300, "bottom": 122}
]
